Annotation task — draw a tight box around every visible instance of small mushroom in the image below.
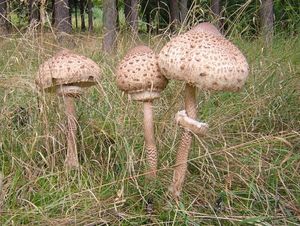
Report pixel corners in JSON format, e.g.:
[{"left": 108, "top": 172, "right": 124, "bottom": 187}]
[
  {"left": 158, "top": 22, "right": 249, "bottom": 200},
  {"left": 116, "top": 45, "right": 168, "bottom": 209},
  {"left": 36, "top": 50, "right": 101, "bottom": 168}
]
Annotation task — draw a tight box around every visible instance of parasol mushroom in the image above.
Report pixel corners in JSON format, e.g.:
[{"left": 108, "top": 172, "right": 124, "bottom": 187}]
[
  {"left": 158, "top": 22, "right": 249, "bottom": 200},
  {"left": 36, "top": 50, "right": 101, "bottom": 168},
  {"left": 116, "top": 45, "right": 168, "bottom": 178}
]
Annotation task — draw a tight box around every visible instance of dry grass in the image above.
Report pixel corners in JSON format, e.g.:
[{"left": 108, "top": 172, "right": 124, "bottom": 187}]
[{"left": 0, "top": 28, "right": 299, "bottom": 225}]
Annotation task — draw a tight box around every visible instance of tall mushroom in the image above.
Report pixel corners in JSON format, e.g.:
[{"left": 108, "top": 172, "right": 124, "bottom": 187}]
[
  {"left": 36, "top": 50, "right": 101, "bottom": 168},
  {"left": 116, "top": 45, "right": 168, "bottom": 201},
  {"left": 158, "top": 22, "right": 249, "bottom": 200}
]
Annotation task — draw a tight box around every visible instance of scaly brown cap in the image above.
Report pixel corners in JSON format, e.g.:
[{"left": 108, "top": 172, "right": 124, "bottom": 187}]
[
  {"left": 116, "top": 45, "right": 168, "bottom": 101},
  {"left": 188, "top": 22, "right": 222, "bottom": 36},
  {"left": 158, "top": 22, "right": 249, "bottom": 91},
  {"left": 36, "top": 50, "right": 101, "bottom": 93}
]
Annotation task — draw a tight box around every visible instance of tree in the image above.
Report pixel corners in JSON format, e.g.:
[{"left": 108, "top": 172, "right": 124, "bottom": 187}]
[
  {"left": 102, "top": 0, "right": 117, "bottom": 53},
  {"left": 68, "top": 0, "right": 72, "bottom": 26},
  {"left": 87, "top": 0, "right": 93, "bottom": 32},
  {"left": 211, "top": 0, "right": 221, "bottom": 29},
  {"left": 124, "top": 0, "right": 130, "bottom": 25},
  {"left": 141, "top": 0, "right": 151, "bottom": 32},
  {"left": 211, "top": 0, "right": 220, "bottom": 16},
  {"left": 0, "top": 0, "right": 8, "bottom": 34},
  {"left": 129, "top": 0, "right": 138, "bottom": 35},
  {"left": 169, "top": 0, "right": 179, "bottom": 28},
  {"left": 73, "top": 0, "right": 78, "bottom": 29},
  {"left": 54, "top": 0, "right": 72, "bottom": 34},
  {"left": 260, "top": 0, "right": 274, "bottom": 46},
  {"left": 79, "top": 0, "right": 86, "bottom": 31},
  {"left": 141, "top": 0, "right": 170, "bottom": 33},
  {"left": 116, "top": 0, "right": 120, "bottom": 31},
  {"left": 124, "top": 0, "right": 138, "bottom": 34},
  {"left": 52, "top": 0, "right": 55, "bottom": 25},
  {"left": 179, "top": 0, "right": 188, "bottom": 23},
  {"left": 29, "top": 0, "right": 39, "bottom": 26},
  {"left": 40, "top": 0, "right": 47, "bottom": 30}
]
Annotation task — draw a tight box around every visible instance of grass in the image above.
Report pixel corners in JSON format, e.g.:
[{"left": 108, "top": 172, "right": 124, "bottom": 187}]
[{"left": 0, "top": 28, "right": 299, "bottom": 225}]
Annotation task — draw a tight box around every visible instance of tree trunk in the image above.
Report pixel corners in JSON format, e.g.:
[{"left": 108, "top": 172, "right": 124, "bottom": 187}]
[
  {"left": 169, "top": 0, "right": 179, "bottom": 28},
  {"left": 52, "top": 0, "right": 55, "bottom": 25},
  {"left": 74, "top": 0, "right": 78, "bottom": 28},
  {"left": 102, "top": 0, "right": 117, "bottom": 53},
  {"left": 116, "top": 0, "right": 119, "bottom": 31},
  {"left": 54, "top": 0, "right": 72, "bottom": 33},
  {"left": 29, "top": 0, "right": 40, "bottom": 26},
  {"left": 156, "top": 0, "right": 160, "bottom": 34},
  {"left": 146, "top": 9, "right": 150, "bottom": 32},
  {"left": 260, "top": 0, "right": 274, "bottom": 46},
  {"left": 69, "top": 1, "right": 72, "bottom": 27},
  {"left": 40, "top": 0, "right": 47, "bottom": 30},
  {"left": 124, "top": 0, "right": 130, "bottom": 25},
  {"left": 0, "top": 0, "right": 8, "bottom": 34},
  {"left": 87, "top": 0, "right": 93, "bottom": 31},
  {"left": 211, "top": 0, "right": 222, "bottom": 30},
  {"left": 179, "top": 0, "right": 188, "bottom": 23},
  {"left": 211, "top": 0, "right": 220, "bottom": 16},
  {"left": 129, "top": 0, "right": 138, "bottom": 35},
  {"left": 79, "top": 0, "right": 86, "bottom": 31}
]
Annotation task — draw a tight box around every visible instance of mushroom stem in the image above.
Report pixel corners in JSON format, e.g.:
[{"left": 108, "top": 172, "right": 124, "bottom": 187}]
[
  {"left": 171, "top": 84, "right": 197, "bottom": 199},
  {"left": 143, "top": 101, "right": 158, "bottom": 178},
  {"left": 64, "top": 95, "right": 79, "bottom": 168}
]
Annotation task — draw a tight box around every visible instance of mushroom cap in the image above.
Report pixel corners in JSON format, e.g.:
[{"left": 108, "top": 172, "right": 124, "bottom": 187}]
[
  {"left": 36, "top": 50, "right": 101, "bottom": 93},
  {"left": 158, "top": 22, "right": 249, "bottom": 91},
  {"left": 188, "top": 22, "right": 222, "bottom": 36},
  {"left": 116, "top": 45, "right": 168, "bottom": 101}
]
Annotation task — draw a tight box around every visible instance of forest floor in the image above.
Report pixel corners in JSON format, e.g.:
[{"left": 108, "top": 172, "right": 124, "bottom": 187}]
[{"left": 0, "top": 31, "right": 299, "bottom": 225}]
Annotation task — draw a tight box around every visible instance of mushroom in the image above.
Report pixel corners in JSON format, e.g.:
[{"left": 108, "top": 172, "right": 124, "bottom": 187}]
[
  {"left": 158, "top": 22, "right": 249, "bottom": 200},
  {"left": 116, "top": 45, "right": 167, "bottom": 185},
  {"left": 36, "top": 50, "right": 101, "bottom": 168}
]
